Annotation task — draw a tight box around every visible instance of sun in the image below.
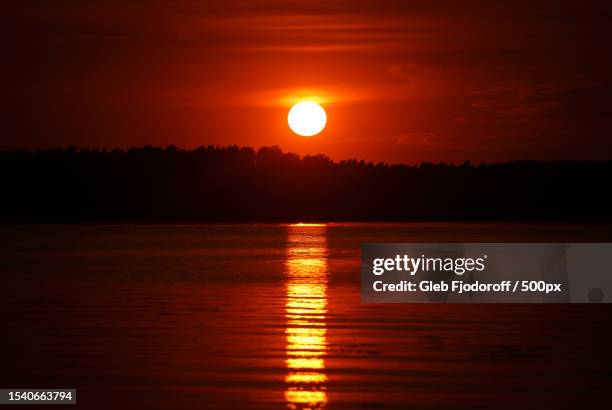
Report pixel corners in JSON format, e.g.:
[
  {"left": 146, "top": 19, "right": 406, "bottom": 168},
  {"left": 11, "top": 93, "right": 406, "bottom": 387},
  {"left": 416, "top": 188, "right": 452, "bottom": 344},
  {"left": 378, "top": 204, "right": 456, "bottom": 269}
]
[{"left": 288, "top": 101, "right": 327, "bottom": 137}]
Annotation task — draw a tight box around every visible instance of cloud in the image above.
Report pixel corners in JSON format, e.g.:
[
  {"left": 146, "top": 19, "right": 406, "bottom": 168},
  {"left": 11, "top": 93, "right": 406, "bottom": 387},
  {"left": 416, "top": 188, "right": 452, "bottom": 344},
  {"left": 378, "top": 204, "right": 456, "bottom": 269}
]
[
  {"left": 392, "top": 132, "right": 460, "bottom": 147},
  {"left": 467, "top": 80, "right": 611, "bottom": 125},
  {"left": 248, "top": 83, "right": 413, "bottom": 107},
  {"left": 387, "top": 63, "right": 418, "bottom": 82}
]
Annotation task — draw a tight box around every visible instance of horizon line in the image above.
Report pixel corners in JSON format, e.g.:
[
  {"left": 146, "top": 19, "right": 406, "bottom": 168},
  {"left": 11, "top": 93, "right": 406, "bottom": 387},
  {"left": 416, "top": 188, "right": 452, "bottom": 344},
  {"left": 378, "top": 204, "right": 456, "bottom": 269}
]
[{"left": 2, "top": 144, "right": 611, "bottom": 167}]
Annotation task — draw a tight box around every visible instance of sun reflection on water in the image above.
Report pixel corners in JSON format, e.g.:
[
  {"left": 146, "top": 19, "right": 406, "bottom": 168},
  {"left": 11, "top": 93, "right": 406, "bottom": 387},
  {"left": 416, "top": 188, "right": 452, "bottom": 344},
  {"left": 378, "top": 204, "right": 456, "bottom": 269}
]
[{"left": 285, "top": 224, "right": 329, "bottom": 410}]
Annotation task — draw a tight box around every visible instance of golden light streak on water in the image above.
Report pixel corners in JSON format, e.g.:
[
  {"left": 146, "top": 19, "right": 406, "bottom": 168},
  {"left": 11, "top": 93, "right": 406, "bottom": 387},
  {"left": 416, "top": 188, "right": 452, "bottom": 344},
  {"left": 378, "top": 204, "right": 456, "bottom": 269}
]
[{"left": 284, "top": 224, "right": 329, "bottom": 410}]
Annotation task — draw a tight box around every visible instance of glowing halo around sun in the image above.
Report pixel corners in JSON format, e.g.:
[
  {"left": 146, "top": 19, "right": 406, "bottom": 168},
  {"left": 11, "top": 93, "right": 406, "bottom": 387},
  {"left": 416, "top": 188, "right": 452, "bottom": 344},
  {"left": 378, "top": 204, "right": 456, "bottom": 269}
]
[{"left": 288, "top": 101, "right": 327, "bottom": 137}]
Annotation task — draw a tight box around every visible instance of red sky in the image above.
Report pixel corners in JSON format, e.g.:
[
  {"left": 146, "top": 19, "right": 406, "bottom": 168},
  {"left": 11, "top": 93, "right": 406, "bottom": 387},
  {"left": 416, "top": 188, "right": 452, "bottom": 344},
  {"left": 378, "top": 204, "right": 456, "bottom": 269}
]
[{"left": 2, "top": 0, "right": 612, "bottom": 163}]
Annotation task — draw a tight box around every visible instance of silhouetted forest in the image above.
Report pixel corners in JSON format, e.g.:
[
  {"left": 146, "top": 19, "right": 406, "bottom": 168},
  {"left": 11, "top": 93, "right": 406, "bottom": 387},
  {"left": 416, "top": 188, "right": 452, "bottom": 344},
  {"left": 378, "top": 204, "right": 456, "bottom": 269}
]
[{"left": 1, "top": 145, "right": 611, "bottom": 222}]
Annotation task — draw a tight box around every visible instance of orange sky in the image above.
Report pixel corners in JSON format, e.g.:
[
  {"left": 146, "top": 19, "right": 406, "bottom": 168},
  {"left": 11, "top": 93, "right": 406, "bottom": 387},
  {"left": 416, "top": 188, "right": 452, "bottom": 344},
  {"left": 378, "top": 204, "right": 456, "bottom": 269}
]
[{"left": 2, "top": 1, "right": 612, "bottom": 163}]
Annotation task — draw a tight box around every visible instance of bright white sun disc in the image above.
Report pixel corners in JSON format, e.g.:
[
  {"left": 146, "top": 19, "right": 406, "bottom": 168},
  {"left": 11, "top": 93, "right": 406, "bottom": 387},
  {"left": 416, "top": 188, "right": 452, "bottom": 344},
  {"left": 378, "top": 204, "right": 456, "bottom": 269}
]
[{"left": 288, "top": 101, "right": 327, "bottom": 137}]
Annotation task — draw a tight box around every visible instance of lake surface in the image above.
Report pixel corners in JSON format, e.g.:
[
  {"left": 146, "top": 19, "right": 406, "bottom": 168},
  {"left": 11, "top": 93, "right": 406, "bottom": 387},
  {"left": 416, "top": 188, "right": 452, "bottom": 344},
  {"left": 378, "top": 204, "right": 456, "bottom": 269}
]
[{"left": 1, "top": 223, "right": 611, "bottom": 409}]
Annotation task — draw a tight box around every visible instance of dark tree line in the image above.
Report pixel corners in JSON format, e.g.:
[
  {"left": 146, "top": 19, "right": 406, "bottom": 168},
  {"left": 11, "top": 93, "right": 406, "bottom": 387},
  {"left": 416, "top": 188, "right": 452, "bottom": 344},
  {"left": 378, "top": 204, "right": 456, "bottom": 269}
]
[{"left": 1, "top": 145, "right": 611, "bottom": 222}]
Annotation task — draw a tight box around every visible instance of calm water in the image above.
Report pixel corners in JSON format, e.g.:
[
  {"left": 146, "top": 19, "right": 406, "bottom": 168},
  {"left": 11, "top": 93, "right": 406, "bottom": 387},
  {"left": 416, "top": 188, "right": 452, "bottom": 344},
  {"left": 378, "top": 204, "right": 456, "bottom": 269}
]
[{"left": 1, "top": 223, "right": 611, "bottom": 409}]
